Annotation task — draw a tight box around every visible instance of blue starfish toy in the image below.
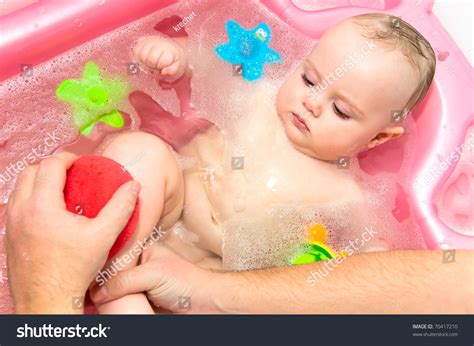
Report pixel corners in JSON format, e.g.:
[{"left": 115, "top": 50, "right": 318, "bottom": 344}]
[{"left": 215, "top": 20, "right": 282, "bottom": 82}]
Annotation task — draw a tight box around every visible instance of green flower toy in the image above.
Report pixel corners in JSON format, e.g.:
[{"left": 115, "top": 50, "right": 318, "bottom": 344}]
[{"left": 56, "top": 61, "right": 129, "bottom": 135}]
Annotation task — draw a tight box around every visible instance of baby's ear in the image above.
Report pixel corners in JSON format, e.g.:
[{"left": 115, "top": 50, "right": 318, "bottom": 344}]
[{"left": 367, "top": 126, "right": 404, "bottom": 149}]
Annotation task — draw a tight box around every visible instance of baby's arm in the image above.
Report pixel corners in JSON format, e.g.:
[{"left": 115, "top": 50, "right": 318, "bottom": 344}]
[{"left": 132, "top": 34, "right": 219, "bottom": 153}]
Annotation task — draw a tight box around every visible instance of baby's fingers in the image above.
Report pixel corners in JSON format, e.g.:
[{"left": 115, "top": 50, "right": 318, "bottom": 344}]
[
  {"left": 133, "top": 38, "right": 146, "bottom": 60},
  {"left": 134, "top": 38, "right": 156, "bottom": 61},
  {"left": 145, "top": 47, "right": 164, "bottom": 69},
  {"left": 161, "top": 59, "right": 180, "bottom": 76},
  {"left": 154, "top": 49, "right": 176, "bottom": 72}
]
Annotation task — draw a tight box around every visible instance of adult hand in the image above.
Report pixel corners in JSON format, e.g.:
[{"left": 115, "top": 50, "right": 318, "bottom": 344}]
[
  {"left": 90, "top": 243, "right": 220, "bottom": 313},
  {"left": 6, "top": 153, "right": 141, "bottom": 314}
]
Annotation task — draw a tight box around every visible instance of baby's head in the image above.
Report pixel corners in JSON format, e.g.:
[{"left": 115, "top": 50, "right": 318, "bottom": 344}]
[{"left": 276, "top": 13, "right": 436, "bottom": 161}]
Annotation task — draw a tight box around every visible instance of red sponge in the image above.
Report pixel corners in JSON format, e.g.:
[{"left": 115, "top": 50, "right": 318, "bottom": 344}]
[{"left": 64, "top": 155, "right": 139, "bottom": 259}]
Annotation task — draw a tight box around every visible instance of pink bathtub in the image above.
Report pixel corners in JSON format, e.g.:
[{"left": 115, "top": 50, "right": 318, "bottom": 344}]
[{"left": 0, "top": 0, "right": 472, "bottom": 312}]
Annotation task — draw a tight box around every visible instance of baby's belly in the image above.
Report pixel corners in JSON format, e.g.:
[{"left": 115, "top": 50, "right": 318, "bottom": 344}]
[
  {"left": 165, "top": 159, "right": 224, "bottom": 269},
  {"left": 209, "top": 161, "right": 361, "bottom": 270}
]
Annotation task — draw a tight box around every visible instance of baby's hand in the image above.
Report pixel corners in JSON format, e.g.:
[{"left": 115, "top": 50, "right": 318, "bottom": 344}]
[{"left": 133, "top": 36, "right": 187, "bottom": 79}]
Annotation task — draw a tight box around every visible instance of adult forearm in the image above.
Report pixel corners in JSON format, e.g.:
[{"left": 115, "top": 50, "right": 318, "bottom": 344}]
[
  {"left": 15, "top": 293, "right": 84, "bottom": 314},
  {"left": 210, "top": 250, "right": 474, "bottom": 313}
]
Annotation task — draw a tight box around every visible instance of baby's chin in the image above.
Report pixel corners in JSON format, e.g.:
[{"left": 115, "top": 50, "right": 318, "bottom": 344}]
[
  {"left": 278, "top": 112, "right": 312, "bottom": 154},
  {"left": 283, "top": 125, "right": 320, "bottom": 159},
  {"left": 277, "top": 109, "right": 339, "bottom": 161}
]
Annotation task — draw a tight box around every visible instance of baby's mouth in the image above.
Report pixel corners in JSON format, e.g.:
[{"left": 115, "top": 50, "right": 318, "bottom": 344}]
[{"left": 288, "top": 112, "right": 310, "bottom": 132}]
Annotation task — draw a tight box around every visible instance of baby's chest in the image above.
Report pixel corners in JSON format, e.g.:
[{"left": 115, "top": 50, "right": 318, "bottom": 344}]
[{"left": 209, "top": 136, "right": 340, "bottom": 222}]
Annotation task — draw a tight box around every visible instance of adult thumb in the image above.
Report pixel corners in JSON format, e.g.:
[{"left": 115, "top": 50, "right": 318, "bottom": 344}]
[{"left": 93, "top": 180, "right": 141, "bottom": 240}]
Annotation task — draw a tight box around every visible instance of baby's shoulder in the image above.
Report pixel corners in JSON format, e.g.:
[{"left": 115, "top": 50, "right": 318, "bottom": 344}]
[{"left": 327, "top": 173, "right": 365, "bottom": 205}]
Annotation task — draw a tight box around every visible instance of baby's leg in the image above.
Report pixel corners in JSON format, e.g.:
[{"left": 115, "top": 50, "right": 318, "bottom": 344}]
[{"left": 94, "top": 131, "right": 184, "bottom": 314}]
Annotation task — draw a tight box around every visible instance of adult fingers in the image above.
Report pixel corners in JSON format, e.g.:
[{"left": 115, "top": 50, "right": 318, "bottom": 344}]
[
  {"left": 92, "top": 180, "right": 140, "bottom": 242},
  {"left": 90, "top": 262, "right": 158, "bottom": 303},
  {"left": 33, "top": 152, "right": 77, "bottom": 207},
  {"left": 9, "top": 165, "right": 39, "bottom": 205}
]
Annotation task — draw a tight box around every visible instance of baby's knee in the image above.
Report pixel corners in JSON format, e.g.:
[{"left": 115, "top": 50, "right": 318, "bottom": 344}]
[
  {"left": 104, "top": 131, "right": 170, "bottom": 158},
  {"left": 101, "top": 131, "right": 183, "bottom": 194},
  {"left": 101, "top": 131, "right": 178, "bottom": 172}
]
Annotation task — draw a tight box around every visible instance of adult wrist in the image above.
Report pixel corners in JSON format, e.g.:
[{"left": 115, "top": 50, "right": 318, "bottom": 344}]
[{"left": 199, "top": 271, "right": 248, "bottom": 314}]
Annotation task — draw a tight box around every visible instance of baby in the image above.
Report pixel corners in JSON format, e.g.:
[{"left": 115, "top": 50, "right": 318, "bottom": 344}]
[{"left": 92, "top": 13, "right": 435, "bottom": 313}]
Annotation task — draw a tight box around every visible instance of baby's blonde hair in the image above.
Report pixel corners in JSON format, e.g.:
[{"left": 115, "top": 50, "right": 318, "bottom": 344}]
[{"left": 351, "top": 13, "right": 436, "bottom": 112}]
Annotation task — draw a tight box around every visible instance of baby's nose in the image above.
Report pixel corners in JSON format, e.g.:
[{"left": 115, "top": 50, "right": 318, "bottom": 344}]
[{"left": 303, "top": 97, "right": 322, "bottom": 118}]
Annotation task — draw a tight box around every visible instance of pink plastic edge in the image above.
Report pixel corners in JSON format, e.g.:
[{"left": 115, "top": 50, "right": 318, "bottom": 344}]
[{"left": 0, "top": 0, "right": 177, "bottom": 81}]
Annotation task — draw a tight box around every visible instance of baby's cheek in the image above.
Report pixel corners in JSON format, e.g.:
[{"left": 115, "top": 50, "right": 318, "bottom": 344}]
[
  {"left": 278, "top": 75, "right": 300, "bottom": 104},
  {"left": 276, "top": 88, "right": 288, "bottom": 112}
]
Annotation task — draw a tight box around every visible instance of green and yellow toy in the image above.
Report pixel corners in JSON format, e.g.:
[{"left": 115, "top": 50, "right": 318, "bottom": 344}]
[
  {"left": 56, "top": 61, "right": 128, "bottom": 135},
  {"left": 290, "top": 223, "right": 347, "bottom": 265}
]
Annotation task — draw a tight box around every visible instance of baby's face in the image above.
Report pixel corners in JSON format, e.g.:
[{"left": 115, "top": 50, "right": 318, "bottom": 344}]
[{"left": 276, "top": 20, "right": 419, "bottom": 161}]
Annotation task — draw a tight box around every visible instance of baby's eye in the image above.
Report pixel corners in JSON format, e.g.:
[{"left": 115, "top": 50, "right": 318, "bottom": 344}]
[
  {"left": 333, "top": 102, "right": 350, "bottom": 120},
  {"left": 301, "top": 74, "right": 314, "bottom": 87}
]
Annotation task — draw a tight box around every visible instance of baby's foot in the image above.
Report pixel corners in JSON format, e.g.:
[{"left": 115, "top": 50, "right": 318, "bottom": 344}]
[{"left": 133, "top": 36, "right": 187, "bottom": 80}]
